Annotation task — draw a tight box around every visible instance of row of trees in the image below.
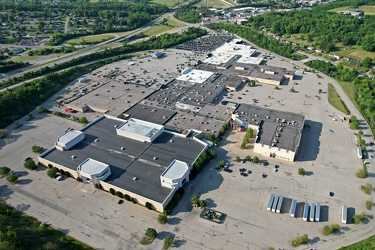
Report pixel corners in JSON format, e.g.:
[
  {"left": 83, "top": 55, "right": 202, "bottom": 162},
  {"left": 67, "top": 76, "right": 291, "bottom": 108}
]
[
  {"left": 28, "top": 46, "right": 76, "bottom": 56},
  {"left": 306, "top": 60, "right": 375, "bottom": 133},
  {"left": 174, "top": 7, "right": 201, "bottom": 23},
  {"left": 248, "top": 2, "right": 375, "bottom": 52},
  {"left": 0, "top": 61, "right": 28, "bottom": 73},
  {"left": 206, "top": 23, "right": 306, "bottom": 60}
]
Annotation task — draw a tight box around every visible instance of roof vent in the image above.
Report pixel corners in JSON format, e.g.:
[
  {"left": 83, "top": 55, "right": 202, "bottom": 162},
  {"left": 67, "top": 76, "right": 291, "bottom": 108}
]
[
  {"left": 133, "top": 177, "right": 138, "bottom": 181},
  {"left": 95, "top": 139, "right": 99, "bottom": 142},
  {"left": 170, "top": 140, "right": 174, "bottom": 143},
  {"left": 153, "top": 157, "right": 158, "bottom": 160},
  {"left": 114, "top": 125, "right": 118, "bottom": 128},
  {"left": 121, "top": 147, "right": 125, "bottom": 150},
  {"left": 71, "top": 155, "right": 76, "bottom": 159}
]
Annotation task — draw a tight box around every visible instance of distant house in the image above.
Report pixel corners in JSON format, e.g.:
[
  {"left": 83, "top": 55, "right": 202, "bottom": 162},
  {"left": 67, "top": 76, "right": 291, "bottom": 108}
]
[
  {"left": 11, "top": 48, "right": 24, "bottom": 55},
  {"left": 307, "top": 46, "right": 315, "bottom": 51},
  {"left": 331, "top": 54, "right": 340, "bottom": 60},
  {"left": 151, "top": 51, "right": 164, "bottom": 59}
]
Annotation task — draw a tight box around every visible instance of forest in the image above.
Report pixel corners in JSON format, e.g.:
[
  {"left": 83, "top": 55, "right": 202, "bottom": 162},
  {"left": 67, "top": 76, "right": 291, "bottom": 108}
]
[
  {"left": 174, "top": 7, "right": 201, "bottom": 23},
  {"left": 0, "top": 27, "right": 206, "bottom": 128},
  {"left": 206, "top": 23, "right": 306, "bottom": 60},
  {"left": 248, "top": 0, "right": 375, "bottom": 52},
  {"left": 0, "top": 61, "right": 28, "bottom": 73},
  {"left": 306, "top": 60, "right": 375, "bottom": 132},
  {"left": 28, "top": 46, "right": 76, "bottom": 56}
]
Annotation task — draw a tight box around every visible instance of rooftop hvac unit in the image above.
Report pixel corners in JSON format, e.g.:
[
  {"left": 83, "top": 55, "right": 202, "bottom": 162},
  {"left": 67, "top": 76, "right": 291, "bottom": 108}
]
[
  {"left": 114, "top": 125, "right": 118, "bottom": 128},
  {"left": 153, "top": 157, "right": 158, "bottom": 160},
  {"left": 133, "top": 177, "right": 138, "bottom": 181},
  {"left": 170, "top": 140, "right": 174, "bottom": 143},
  {"left": 121, "top": 147, "right": 125, "bottom": 150},
  {"left": 94, "top": 139, "right": 99, "bottom": 142},
  {"left": 71, "top": 155, "right": 76, "bottom": 159}
]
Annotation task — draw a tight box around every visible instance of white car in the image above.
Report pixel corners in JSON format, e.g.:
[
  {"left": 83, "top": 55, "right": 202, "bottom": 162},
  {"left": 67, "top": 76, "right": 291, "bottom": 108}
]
[
  {"left": 55, "top": 175, "right": 63, "bottom": 181},
  {"left": 273, "top": 168, "right": 278, "bottom": 172}
]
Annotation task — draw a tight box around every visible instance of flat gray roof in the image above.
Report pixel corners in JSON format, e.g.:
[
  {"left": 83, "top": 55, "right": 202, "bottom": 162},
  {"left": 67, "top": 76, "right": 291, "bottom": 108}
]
[
  {"left": 235, "top": 104, "right": 304, "bottom": 152},
  {"left": 124, "top": 104, "right": 176, "bottom": 125},
  {"left": 42, "top": 116, "right": 205, "bottom": 203}
]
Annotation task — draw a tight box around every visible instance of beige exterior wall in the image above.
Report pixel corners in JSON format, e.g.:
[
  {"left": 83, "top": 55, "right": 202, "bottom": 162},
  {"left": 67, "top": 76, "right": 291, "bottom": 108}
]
[
  {"left": 253, "top": 143, "right": 296, "bottom": 162},
  {"left": 38, "top": 157, "right": 80, "bottom": 179},
  {"left": 240, "top": 75, "right": 281, "bottom": 86},
  {"left": 100, "top": 181, "right": 173, "bottom": 212}
]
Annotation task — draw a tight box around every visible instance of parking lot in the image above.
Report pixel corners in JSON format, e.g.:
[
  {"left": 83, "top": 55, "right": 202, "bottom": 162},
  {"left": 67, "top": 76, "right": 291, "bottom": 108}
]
[{"left": 0, "top": 39, "right": 373, "bottom": 249}]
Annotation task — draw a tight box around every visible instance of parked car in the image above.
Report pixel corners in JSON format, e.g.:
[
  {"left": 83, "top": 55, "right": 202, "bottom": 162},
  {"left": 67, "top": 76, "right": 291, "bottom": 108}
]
[{"left": 55, "top": 175, "right": 63, "bottom": 181}]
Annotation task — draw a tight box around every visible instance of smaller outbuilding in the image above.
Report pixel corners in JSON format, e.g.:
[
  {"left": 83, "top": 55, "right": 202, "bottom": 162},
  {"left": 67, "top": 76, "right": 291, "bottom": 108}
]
[{"left": 151, "top": 51, "right": 164, "bottom": 59}]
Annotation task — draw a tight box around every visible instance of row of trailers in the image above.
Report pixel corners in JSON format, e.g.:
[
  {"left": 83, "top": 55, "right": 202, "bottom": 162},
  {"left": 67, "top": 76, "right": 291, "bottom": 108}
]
[{"left": 267, "top": 194, "right": 320, "bottom": 222}]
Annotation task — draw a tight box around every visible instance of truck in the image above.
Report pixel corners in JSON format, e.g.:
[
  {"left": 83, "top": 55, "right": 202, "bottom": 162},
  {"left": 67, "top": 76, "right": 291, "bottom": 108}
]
[
  {"left": 303, "top": 203, "right": 309, "bottom": 221},
  {"left": 276, "top": 196, "right": 283, "bottom": 213},
  {"left": 342, "top": 205, "right": 347, "bottom": 224},
  {"left": 315, "top": 203, "right": 321, "bottom": 222},
  {"left": 309, "top": 203, "right": 315, "bottom": 222},
  {"left": 267, "top": 194, "right": 275, "bottom": 211},
  {"left": 290, "top": 199, "right": 297, "bottom": 217},
  {"left": 271, "top": 195, "right": 279, "bottom": 212},
  {"left": 65, "top": 108, "right": 75, "bottom": 113}
]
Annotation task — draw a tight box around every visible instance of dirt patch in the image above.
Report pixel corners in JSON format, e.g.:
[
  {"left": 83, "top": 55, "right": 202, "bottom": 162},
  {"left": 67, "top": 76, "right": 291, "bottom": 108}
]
[{"left": 219, "top": 128, "right": 255, "bottom": 157}]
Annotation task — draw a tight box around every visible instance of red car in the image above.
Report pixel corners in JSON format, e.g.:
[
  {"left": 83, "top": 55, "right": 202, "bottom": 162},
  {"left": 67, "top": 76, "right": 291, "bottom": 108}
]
[{"left": 238, "top": 97, "right": 242, "bottom": 100}]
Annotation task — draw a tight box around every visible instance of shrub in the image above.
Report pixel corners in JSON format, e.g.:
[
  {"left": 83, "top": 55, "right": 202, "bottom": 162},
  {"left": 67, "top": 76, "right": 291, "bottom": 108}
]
[
  {"left": 47, "top": 167, "right": 58, "bottom": 178},
  {"left": 240, "top": 142, "right": 246, "bottom": 149},
  {"left": 366, "top": 200, "right": 373, "bottom": 210},
  {"left": 64, "top": 171, "right": 71, "bottom": 177},
  {"left": 349, "top": 115, "right": 359, "bottom": 129},
  {"left": 331, "top": 224, "right": 340, "bottom": 234},
  {"left": 292, "top": 234, "right": 309, "bottom": 247},
  {"left": 216, "top": 160, "right": 226, "bottom": 170},
  {"left": 356, "top": 166, "right": 368, "bottom": 178},
  {"left": 207, "top": 149, "right": 217, "bottom": 159},
  {"left": 158, "top": 213, "right": 168, "bottom": 224},
  {"left": 298, "top": 168, "right": 306, "bottom": 176},
  {"left": 323, "top": 225, "right": 332, "bottom": 236},
  {"left": 145, "top": 202, "right": 152, "bottom": 210},
  {"left": 268, "top": 247, "right": 275, "bottom": 250},
  {"left": 253, "top": 156, "right": 259, "bottom": 163},
  {"left": 0, "top": 166, "right": 11, "bottom": 176},
  {"left": 0, "top": 129, "right": 11, "bottom": 139},
  {"left": 245, "top": 155, "right": 251, "bottom": 161},
  {"left": 361, "top": 184, "right": 372, "bottom": 195},
  {"left": 31, "top": 145, "right": 45, "bottom": 153},
  {"left": 191, "top": 194, "right": 200, "bottom": 206},
  {"left": 109, "top": 188, "right": 116, "bottom": 195},
  {"left": 59, "top": 169, "right": 65, "bottom": 175},
  {"left": 145, "top": 228, "right": 157, "bottom": 238},
  {"left": 116, "top": 191, "right": 123, "bottom": 198},
  {"left": 199, "top": 199, "right": 206, "bottom": 208},
  {"left": 124, "top": 194, "right": 130, "bottom": 201},
  {"left": 164, "top": 190, "right": 183, "bottom": 215},
  {"left": 48, "top": 164, "right": 53, "bottom": 169},
  {"left": 353, "top": 212, "right": 367, "bottom": 224},
  {"left": 235, "top": 156, "right": 241, "bottom": 162},
  {"left": 164, "top": 236, "right": 174, "bottom": 249},
  {"left": 6, "top": 174, "right": 18, "bottom": 184},
  {"left": 24, "top": 157, "right": 37, "bottom": 170},
  {"left": 132, "top": 198, "right": 137, "bottom": 204},
  {"left": 79, "top": 116, "right": 88, "bottom": 124}
]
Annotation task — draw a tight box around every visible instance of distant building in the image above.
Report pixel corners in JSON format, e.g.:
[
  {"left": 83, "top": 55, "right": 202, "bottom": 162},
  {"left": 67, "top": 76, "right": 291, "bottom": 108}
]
[
  {"left": 231, "top": 104, "right": 305, "bottom": 162},
  {"left": 11, "top": 48, "right": 24, "bottom": 55},
  {"left": 151, "top": 51, "right": 164, "bottom": 59}
]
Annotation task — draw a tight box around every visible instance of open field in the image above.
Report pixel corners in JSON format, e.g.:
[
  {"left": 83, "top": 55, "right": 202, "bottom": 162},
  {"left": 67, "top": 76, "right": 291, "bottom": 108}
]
[
  {"left": 328, "top": 83, "right": 350, "bottom": 115},
  {"left": 143, "top": 18, "right": 185, "bottom": 36},
  {"left": 329, "top": 5, "right": 375, "bottom": 15},
  {"left": 335, "top": 44, "right": 375, "bottom": 61},
  {"left": 67, "top": 34, "right": 115, "bottom": 45},
  {"left": 152, "top": 0, "right": 182, "bottom": 7},
  {"left": 10, "top": 54, "right": 31, "bottom": 63},
  {"left": 195, "top": 0, "right": 233, "bottom": 8}
]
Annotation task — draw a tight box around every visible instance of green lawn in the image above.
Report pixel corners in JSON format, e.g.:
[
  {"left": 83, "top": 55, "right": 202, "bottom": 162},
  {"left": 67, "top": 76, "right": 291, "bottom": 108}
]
[
  {"left": 329, "top": 5, "right": 375, "bottom": 15},
  {"left": 67, "top": 34, "right": 115, "bottom": 45},
  {"left": 152, "top": 0, "right": 182, "bottom": 7},
  {"left": 328, "top": 83, "right": 350, "bottom": 115},
  {"left": 334, "top": 43, "right": 375, "bottom": 61},
  {"left": 0, "top": 201, "right": 93, "bottom": 249},
  {"left": 143, "top": 17, "right": 185, "bottom": 36},
  {"left": 339, "top": 234, "right": 375, "bottom": 249},
  {"left": 11, "top": 54, "right": 31, "bottom": 63}
]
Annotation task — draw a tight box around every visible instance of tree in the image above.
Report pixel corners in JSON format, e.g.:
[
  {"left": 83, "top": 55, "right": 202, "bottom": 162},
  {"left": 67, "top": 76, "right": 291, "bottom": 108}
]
[
  {"left": 43, "top": 242, "right": 59, "bottom": 250},
  {"left": 109, "top": 188, "right": 116, "bottom": 195},
  {"left": 298, "top": 168, "right": 306, "bottom": 176},
  {"left": 164, "top": 236, "right": 174, "bottom": 249},
  {"left": 190, "top": 194, "right": 200, "bottom": 206},
  {"left": 353, "top": 212, "right": 366, "bottom": 224},
  {"left": 318, "top": 89, "right": 322, "bottom": 94},
  {"left": 0, "top": 166, "right": 11, "bottom": 176},
  {"left": 207, "top": 149, "right": 217, "bottom": 159},
  {"left": 361, "top": 57, "right": 372, "bottom": 69},
  {"left": 24, "top": 157, "right": 37, "bottom": 170},
  {"left": 47, "top": 167, "right": 58, "bottom": 178},
  {"left": 0, "top": 129, "right": 11, "bottom": 139},
  {"left": 245, "top": 155, "right": 251, "bottom": 161},
  {"left": 6, "top": 174, "right": 18, "bottom": 184},
  {"left": 116, "top": 191, "right": 123, "bottom": 198},
  {"left": 358, "top": 130, "right": 364, "bottom": 136},
  {"left": 158, "top": 213, "right": 168, "bottom": 224},
  {"left": 253, "top": 156, "right": 259, "bottom": 163},
  {"left": 145, "top": 228, "right": 157, "bottom": 238},
  {"left": 235, "top": 156, "right": 241, "bottom": 162}
]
